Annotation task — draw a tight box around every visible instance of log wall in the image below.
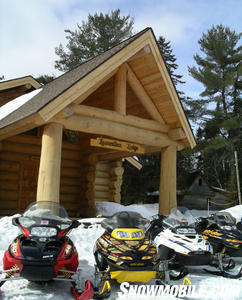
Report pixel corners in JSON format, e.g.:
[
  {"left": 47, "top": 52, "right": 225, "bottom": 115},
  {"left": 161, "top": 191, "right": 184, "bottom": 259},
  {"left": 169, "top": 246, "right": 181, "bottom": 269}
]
[
  {"left": 0, "top": 134, "right": 89, "bottom": 217},
  {"left": 86, "top": 158, "right": 124, "bottom": 216}
]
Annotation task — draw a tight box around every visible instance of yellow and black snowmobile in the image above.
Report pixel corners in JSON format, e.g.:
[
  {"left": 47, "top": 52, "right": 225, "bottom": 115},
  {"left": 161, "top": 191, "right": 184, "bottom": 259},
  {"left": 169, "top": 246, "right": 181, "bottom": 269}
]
[{"left": 93, "top": 211, "right": 171, "bottom": 286}]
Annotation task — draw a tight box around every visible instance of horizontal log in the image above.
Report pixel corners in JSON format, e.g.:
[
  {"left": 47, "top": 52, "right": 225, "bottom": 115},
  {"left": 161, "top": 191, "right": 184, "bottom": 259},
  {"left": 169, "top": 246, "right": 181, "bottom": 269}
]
[
  {"left": 0, "top": 209, "right": 17, "bottom": 216},
  {"left": 3, "top": 141, "right": 82, "bottom": 161},
  {"left": 168, "top": 128, "right": 186, "bottom": 141},
  {"left": 71, "top": 104, "right": 169, "bottom": 133},
  {"left": 6, "top": 134, "right": 83, "bottom": 151},
  {"left": 3, "top": 141, "right": 41, "bottom": 156},
  {"left": 60, "top": 194, "right": 81, "bottom": 202},
  {"left": 60, "top": 184, "right": 82, "bottom": 194},
  {"left": 0, "top": 190, "right": 18, "bottom": 201},
  {"left": 60, "top": 201, "right": 88, "bottom": 210},
  {"left": 86, "top": 190, "right": 110, "bottom": 200},
  {"left": 89, "top": 177, "right": 110, "bottom": 186},
  {"left": 0, "top": 152, "right": 31, "bottom": 162},
  {"left": 109, "top": 166, "right": 124, "bottom": 176},
  {"left": 109, "top": 181, "right": 122, "bottom": 189},
  {"left": 0, "top": 171, "right": 19, "bottom": 181},
  {"left": 0, "top": 161, "right": 20, "bottom": 172},
  {"left": 88, "top": 183, "right": 110, "bottom": 192},
  {"left": 61, "top": 159, "right": 83, "bottom": 168},
  {"left": 0, "top": 181, "right": 19, "bottom": 191},
  {"left": 95, "top": 162, "right": 111, "bottom": 172},
  {"left": 87, "top": 171, "right": 109, "bottom": 181},
  {"left": 60, "top": 177, "right": 82, "bottom": 186},
  {"left": 61, "top": 167, "right": 82, "bottom": 178},
  {"left": 54, "top": 115, "right": 176, "bottom": 149},
  {"left": 0, "top": 142, "right": 3, "bottom": 151},
  {"left": 0, "top": 200, "right": 18, "bottom": 209}
]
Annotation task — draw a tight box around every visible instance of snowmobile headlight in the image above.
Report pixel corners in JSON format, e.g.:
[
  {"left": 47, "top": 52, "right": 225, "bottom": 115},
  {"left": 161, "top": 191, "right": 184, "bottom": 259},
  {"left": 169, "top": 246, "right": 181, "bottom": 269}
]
[
  {"left": 176, "top": 227, "right": 196, "bottom": 234},
  {"left": 116, "top": 231, "right": 131, "bottom": 239},
  {"left": 176, "top": 228, "right": 188, "bottom": 234},
  {"left": 31, "top": 227, "right": 57, "bottom": 237},
  {"left": 221, "top": 225, "right": 231, "bottom": 231},
  {"left": 132, "top": 231, "right": 144, "bottom": 239}
]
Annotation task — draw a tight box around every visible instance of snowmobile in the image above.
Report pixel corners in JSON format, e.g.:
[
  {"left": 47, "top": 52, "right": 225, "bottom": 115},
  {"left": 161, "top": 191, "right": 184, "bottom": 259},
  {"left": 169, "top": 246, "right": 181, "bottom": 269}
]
[
  {"left": 0, "top": 201, "right": 104, "bottom": 300},
  {"left": 148, "top": 206, "right": 242, "bottom": 279},
  {"left": 94, "top": 211, "right": 169, "bottom": 287},
  {"left": 197, "top": 211, "right": 242, "bottom": 258}
]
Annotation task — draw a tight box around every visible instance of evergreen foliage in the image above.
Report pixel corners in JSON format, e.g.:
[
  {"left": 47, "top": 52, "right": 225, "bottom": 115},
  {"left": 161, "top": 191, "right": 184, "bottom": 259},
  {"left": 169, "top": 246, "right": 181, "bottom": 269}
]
[
  {"left": 54, "top": 9, "right": 134, "bottom": 72},
  {"left": 188, "top": 25, "right": 241, "bottom": 197},
  {"left": 35, "top": 74, "right": 56, "bottom": 85}
]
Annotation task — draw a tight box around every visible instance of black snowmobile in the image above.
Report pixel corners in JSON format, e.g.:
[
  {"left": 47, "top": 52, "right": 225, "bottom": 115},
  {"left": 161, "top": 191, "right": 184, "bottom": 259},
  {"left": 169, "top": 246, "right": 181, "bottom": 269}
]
[
  {"left": 148, "top": 207, "right": 242, "bottom": 279},
  {"left": 0, "top": 201, "right": 105, "bottom": 300},
  {"left": 195, "top": 210, "right": 242, "bottom": 277},
  {"left": 94, "top": 211, "right": 170, "bottom": 288}
]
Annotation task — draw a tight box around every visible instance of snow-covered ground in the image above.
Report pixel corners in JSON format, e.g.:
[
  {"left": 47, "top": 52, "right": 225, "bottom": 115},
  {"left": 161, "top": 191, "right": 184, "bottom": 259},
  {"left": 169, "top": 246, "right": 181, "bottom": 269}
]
[{"left": 0, "top": 203, "right": 242, "bottom": 299}]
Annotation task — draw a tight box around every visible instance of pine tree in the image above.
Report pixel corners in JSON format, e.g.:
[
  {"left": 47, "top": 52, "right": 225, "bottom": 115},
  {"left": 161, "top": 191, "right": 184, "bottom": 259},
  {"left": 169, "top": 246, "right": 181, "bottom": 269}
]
[
  {"left": 157, "top": 36, "right": 184, "bottom": 87},
  {"left": 55, "top": 9, "right": 134, "bottom": 72},
  {"left": 188, "top": 25, "right": 242, "bottom": 191}
]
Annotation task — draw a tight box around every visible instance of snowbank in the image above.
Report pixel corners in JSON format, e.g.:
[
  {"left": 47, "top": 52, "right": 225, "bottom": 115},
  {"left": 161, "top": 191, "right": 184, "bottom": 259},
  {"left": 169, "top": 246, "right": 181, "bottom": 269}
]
[
  {"left": 95, "top": 201, "right": 158, "bottom": 218},
  {"left": 0, "top": 88, "right": 42, "bottom": 121},
  {"left": 222, "top": 205, "right": 242, "bottom": 222},
  {"left": 0, "top": 204, "right": 242, "bottom": 299}
]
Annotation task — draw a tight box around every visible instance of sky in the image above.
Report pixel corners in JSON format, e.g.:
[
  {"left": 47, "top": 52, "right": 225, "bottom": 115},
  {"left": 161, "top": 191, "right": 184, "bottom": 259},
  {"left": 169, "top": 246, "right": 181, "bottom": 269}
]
[{"left": 0, "top": 0, "right": 241, "bottom": 99}]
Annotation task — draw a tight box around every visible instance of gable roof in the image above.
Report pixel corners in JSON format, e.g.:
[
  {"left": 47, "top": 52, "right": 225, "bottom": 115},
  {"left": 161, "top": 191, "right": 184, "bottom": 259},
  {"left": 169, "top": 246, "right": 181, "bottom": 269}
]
[
  {"left": 0, "top": 29, "right": 149, "bottom": 129},
  {"left": 0, "top": 28, "right": 196, "bottom": 148},
  {"left": 0, "top": 76, "right": 41, "bottom": 107}
]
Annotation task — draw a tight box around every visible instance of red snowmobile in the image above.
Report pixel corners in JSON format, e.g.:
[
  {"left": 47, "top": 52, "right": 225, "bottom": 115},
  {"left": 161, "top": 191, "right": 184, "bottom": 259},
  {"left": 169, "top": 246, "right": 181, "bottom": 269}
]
[{"left": 0, "top": 201, "right": 94, "bottom": 300}]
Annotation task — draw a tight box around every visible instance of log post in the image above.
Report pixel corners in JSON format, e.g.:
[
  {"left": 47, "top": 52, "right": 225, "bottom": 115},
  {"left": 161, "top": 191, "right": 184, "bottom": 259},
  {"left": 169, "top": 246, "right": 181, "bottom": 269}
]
[
  {"left": 36, "top": 123, "right": 63, "bottom": 203},
  {"left": 159, "top": 145, "right": 177, "bottom": 215},
  {"left": 114, "top": 65, "right": 127, "bottom": 115}
]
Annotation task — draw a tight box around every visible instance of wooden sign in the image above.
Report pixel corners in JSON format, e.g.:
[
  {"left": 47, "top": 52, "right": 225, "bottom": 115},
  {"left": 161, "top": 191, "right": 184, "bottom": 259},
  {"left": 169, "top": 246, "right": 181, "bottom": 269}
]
[{"left": 90, "top": 137, "right": 145, "bottom": 154}]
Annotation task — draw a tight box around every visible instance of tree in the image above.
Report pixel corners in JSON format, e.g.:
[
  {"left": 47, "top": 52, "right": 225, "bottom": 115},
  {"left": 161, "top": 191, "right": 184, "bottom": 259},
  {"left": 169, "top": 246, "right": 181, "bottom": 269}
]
[
  {"left": 187, "top": 25, "right": 242, "bottom": 193},
  {"left": 157, "top": 36, "right": 184, "bottom": 87},
  {"left": 0, "top": 75, "right": 4, "bottom": 81},
  {"left": 35, "top": 74, "right": 55, "bottom": 85},
  {"left": 55, "top": 9, "right": 134, "bottom": 72}
]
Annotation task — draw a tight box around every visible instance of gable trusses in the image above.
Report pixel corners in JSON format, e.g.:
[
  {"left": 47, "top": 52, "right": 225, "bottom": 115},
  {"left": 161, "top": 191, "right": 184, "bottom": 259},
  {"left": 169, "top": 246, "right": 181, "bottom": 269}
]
[{"left": 0, "top": 28, "right": 195, "bottom": 149}]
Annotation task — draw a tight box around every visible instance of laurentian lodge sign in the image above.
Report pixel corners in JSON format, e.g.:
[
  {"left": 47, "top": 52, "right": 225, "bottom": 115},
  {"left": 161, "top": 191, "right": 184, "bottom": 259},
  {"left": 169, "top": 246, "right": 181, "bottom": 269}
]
[{"left": 90, "top": 137, "right": 145, "bottom": 154}]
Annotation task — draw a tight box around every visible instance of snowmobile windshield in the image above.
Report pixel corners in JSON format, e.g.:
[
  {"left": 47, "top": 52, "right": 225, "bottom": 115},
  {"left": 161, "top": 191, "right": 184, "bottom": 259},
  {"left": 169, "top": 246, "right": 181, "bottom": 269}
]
[
  {"left": 101, "top": 211, "right": 149, "bottom": 232},
  {"left": 208, "top": 212, "right": 237, "bottom": 230},
  {"left": 163, "top": 206, "right": 196, "bottom": 228},
  {"left": 18, "top": 201, "right": 72, "bottom": 228}
]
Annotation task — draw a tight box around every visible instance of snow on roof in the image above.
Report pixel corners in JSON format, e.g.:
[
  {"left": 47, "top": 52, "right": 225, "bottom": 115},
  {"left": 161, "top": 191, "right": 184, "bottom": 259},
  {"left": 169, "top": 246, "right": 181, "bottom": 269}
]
[{"left": 0, "top": 88, "right": 42, "bottom": 121}]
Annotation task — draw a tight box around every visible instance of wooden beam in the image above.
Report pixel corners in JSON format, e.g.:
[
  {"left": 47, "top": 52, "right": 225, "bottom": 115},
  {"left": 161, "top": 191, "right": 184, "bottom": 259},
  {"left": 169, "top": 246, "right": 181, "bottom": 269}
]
[
  {"left": 0, "top": 113, "right": 44, "bottom": 141},
  {"left": 65, "top": 104, "right": 169, "bottom": 133},
  {"left": 53, "top": 114, "right": 177, "bottom": 149},
  {"left": 159, "top": 145, "right": 177, "bottom": 215},
  {"left": 0, "top": 76, "right": 41, "bottom": 91},
  {"left": 146, "top": 32, "right": 196, "bottom": 148},
  {"left": 126, "top": 63, "right": 165, "bottom": 124},
  {"left": 127, "top": 45, "right": 151, "bottom": 62},
  {"left": 36, "top": 123, "right": 63, "bottom": 203},
  {"left": 38, "top": 33, "right": 150, "bottom": 121},
  {"left": 168, "top": 128, "right": 186, "bottom": 141},
  {"left": 124, "top": 157, "right": 142, "bottom": 170},
  {"left": 114, "top": 65, "right": 127, "bottom": 115}
]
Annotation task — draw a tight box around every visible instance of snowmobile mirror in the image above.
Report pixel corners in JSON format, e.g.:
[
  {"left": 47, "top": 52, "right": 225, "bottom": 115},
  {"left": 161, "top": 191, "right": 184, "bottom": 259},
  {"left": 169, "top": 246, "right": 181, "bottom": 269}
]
[
  {"left": 71, "top": 220, "right": 80, "bottom": 229},
  {"left": 12, "top": 217, "right": 20, "bottom": 226}
]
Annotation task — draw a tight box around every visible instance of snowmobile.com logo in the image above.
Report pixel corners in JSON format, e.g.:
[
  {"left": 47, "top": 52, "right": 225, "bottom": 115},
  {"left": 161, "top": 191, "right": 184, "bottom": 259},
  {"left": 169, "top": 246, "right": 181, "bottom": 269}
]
[{"left": 118, "top": 282, "right": 241, "bottom": 299}]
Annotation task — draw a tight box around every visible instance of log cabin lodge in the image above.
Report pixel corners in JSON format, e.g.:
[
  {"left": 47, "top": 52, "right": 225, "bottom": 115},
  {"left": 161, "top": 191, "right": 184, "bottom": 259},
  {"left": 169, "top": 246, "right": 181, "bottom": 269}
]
[{"left": 0, "top": 28, "right": 196, "bottom": 218}]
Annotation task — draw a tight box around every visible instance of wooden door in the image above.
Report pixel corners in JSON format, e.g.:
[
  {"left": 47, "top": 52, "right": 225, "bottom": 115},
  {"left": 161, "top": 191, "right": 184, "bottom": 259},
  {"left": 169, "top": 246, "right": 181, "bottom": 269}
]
[{"left": 19, "top": 161, "right": 39, "bottom": 212}]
